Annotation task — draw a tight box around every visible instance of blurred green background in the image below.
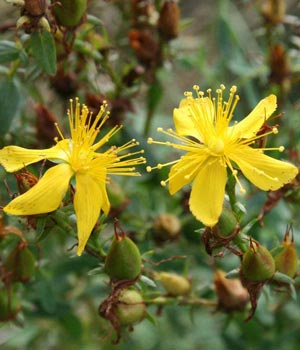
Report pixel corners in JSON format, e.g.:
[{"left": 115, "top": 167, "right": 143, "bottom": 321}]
[{"left": 0, "top": 0, "right": 300, "bottom": 349}]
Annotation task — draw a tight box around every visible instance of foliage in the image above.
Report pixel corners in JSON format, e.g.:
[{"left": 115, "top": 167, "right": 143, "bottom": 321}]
[{"left": 0, "top": 0, "right": 300, "bottom": 349}]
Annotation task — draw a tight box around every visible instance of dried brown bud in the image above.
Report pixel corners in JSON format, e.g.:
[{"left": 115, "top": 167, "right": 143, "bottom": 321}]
[
  {"left": 128, "top": 29, "right": 161, "bottom": 65},
  {"left": 24, "top": 0, "right": 46, "bottom": 17},
  {"left": 158, "top": 0, "right": 180, "bottom": 41},
  {"left": 262, "top": 0, "right": 286, "bottom": 25},
  {"left": 269, "top": 44, "right": 290, "bottom": 87},
  {"left": 214, "top": 270, "right": 249, "bottom": 312},
  {"left": 153, "top": 213, "right": 181, "bottom": 242}
]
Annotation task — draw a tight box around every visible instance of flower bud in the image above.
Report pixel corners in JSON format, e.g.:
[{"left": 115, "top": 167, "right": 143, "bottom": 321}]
[
  {"left": 153, "top": 213, "right": 181, "bottom": 241},
  {"left": 272, "top": 230, "right": 298, "bottom": 278},
  {"left": 158, "top": 0, "right": 180, "bottom": 41},
  {"left": 261, "top": 0, "right": 285, "bottom": 25},
  {"left": 104, "top": 231, "right": 142, "bottom": 281},
  {"left": 52, "top": 0, "right": 87, "bottom": 28},
  {"left": 5, "top": 245, "right": 36, "bottom": 283},
  {"left": 0, "top": 289, "right": 20, "bottom": 322},
  {"left": 155, "top": 272, "right": 191, "bottom": 296},
  {"left": 241, "top": 240, "right": 275, "bottom": 282},
  {"left": 114, "top": 289, "right": 146, "bottom": 326},
  {"left": 24, "top": 0, "right": 46, "bottom": 17},
  {"left": 215, "top": 209, "right": 238, "bottom": 237},
  {"left": 128, "top": 29, "right": 160, "bottom": 65},
  {"left": 214, "top": 270, "right": 249, "bottom": 312}
]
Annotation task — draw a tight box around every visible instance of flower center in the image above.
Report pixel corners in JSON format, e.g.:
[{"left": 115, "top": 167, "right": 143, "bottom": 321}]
[{"left": 208, "top": 137, "right": 224, "bottom": 155}]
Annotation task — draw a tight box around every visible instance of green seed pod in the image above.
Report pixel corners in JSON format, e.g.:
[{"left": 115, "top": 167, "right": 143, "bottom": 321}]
[
  {"left": 0, "top": 289, "right": 20, "bottom": 322},
  {"left": 52, "top": 0, "right": 87, "bottom": 28},
  {"left": 272, "top": 231, "right": 298, "bottom": 278},
  {"left": 242, "top": 240, "right": 275, "bottom": 282},
  {"left": 155, "top": 272, "right": 191, "bottom": 296},
  {"left": 5, "top": 246, "right": 36, "bottom": 283},
  {"left": 216, "top": 209, "right": 238, "bottom": 237},
  {"left": 114, "top": 289, "right": 146, "bottom": 326},
  {"left": 104, "top": 235, "right": 142, "bottom": 281}
]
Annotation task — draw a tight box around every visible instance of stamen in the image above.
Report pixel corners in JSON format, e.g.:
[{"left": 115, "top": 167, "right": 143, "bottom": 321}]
[
  {"left": 259, "top": 146, "right": 285, "bottom": 152},
  {"left": 54, "top": 122, "right": 65, "bottom": 141},
  {"left": 238, "top": 127, "right": 281, "bottom": 147},
  {"left": 146, "top": 159, "right": 179, "bottom": 172}
]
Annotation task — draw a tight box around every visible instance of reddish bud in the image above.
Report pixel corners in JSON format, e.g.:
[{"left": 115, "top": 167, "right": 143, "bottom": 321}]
[
  {"left": 158, "top": 0, "right": 180, "bottom": 40},
  {"left": 214, "top": 270, "right": 249, "bottom": 312}
]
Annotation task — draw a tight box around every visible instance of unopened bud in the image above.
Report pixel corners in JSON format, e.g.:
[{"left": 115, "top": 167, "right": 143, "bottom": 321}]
[
  {"left": 52, "top": 0, "right": 87, "bottom": 28},
  {"left": 114, "top": 289, "right": 146, "bottom": 326},
  {"left": 214, "top": 270, "right": 249, "bottom": 312},
  {"left": 272, "top": 230, "right": 298, "bottom": 278},
  {"left": 155, "top": 272, "right": 191, "bottom": 296},
  {"left": 241, "top": 240, "right": 275, "bottom": 282},
  {"left": 153, "top": 213, "right": 181, "bottom": 241},
  {"left": 158, "top": 0, "right": 180, "bottom": 41},
  {"left": 215, "top": 209, "right": 238, "bottom": 237},
  {"left": 24, "top": 0, "right": 46, "bottom": 17},
  {"left": 104, "top": 224, "right": 142, "bottom": 281},
  {"left": 261, "top": 0, "right": 286, "bottom": 25}
]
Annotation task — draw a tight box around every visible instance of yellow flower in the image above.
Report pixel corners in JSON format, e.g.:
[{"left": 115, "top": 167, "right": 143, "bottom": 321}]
[
  {"left": 0, "top": 98, "right": 146, "bottom": 255},
  {"left": 147, "top": 85, "right": 298, "bottom": 227}
]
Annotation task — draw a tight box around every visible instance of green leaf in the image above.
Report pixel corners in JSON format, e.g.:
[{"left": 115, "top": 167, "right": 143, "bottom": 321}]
[
  {"left": 30, "top": 30, "right": 57, "bottom": 76},
  {"left": 0, "top": 40, "right": 21, "bottom": 63},
  {"left": 0, "top": 77, "right": 21, "bottom": 135}
]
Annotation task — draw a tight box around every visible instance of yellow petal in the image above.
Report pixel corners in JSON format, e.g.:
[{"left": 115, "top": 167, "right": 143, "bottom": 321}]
[
  {"left": 169, "top": 151, "right": 208, "bottom": 195},
  {"left": 229, "top": 95, "right": 277, "bottom": 139},
  {"left": 174, "top": 97, "right": 214, "bottom": 142},
  {"left": 230, "top": 146, "right": 298, "bottom": 191},
  {"left": 0, "top": 141, "right": 70, "bottom": 172},
  {"left": 189, "top": 158, "right": 227, "bottom": 226},
  {"left": 74, "top": 172, "right": 109, "bottom": 256},
  {"left": 4, "top": 163, "right": 73, "bottom": 215}
]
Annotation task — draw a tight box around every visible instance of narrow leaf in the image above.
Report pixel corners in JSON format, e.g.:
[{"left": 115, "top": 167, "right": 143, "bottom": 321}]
[
  {"left": 0, "top": 78, "right": 21, "bottom": 135},
  {"left": 30, "top": 30, "right": 57, "bottom": 75}
]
